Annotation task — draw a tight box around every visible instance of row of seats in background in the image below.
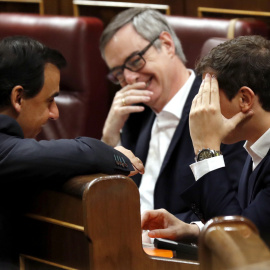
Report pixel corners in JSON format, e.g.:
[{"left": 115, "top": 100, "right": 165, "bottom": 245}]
[{"left": 0, "top": 12, "right": 267, "bottom": 141}]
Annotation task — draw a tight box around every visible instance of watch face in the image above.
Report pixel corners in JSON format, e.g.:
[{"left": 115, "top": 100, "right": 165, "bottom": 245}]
[{"left": 197, "top": 149, "right": 213, "bottom": 161}]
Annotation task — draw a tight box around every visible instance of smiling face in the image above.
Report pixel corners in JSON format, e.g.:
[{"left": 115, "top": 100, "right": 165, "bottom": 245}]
[
  {"left": 104, "top": 24, "right": 187, "bottom": 112},
  {"left": 16, "top": 63, "right": 60, "bottom": 138}
]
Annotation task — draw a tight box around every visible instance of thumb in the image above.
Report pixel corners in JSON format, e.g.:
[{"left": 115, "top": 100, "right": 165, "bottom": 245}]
[{"left": 228, "top": 110, "right": 253, "bottom": 129}]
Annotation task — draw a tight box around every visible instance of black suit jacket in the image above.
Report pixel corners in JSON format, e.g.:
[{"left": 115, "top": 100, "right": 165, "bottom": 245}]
[
  {"left": 181, "top": 151, "right": 270, "bottom": 237},
  {"left": 121, "top": 76, "right": 247, "bottom": 222}
]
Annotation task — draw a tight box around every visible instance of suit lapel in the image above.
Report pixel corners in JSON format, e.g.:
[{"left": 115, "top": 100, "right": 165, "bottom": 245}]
[
  {"left": 131, "top": 111, "right": 156, "bottom": 187},
  {"left": 247, "top": 149, "right": 270, "bottom": 203},
  {"left": 135, "top": 112, "right": 156, "bottom": 164},
  {"left": 159, "top": 76, "right": 201, "bottom": 174}
]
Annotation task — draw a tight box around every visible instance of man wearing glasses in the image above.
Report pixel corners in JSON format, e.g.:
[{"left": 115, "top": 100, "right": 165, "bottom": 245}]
[{"left": 99, "top": 8, "right": 247, "bottom": 223}]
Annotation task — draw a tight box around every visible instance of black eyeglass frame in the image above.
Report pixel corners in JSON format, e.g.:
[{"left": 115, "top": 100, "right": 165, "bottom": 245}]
[{"left": 107, "top": 35, "right": 160, "bottom": 84}]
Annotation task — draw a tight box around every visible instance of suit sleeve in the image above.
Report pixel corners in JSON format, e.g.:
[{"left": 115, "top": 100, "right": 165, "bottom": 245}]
[
  {"left": 181, "top": 166, "right": 270, "bottom": 235},
  {"left": 221, "top": 140, "right": 247, "bottom": 190},
  {"left": 177, "top": 141, "right": 247, "bottom": 223},
  {"left": 1, "top": 136, "right": 134, "bottom": 183}
]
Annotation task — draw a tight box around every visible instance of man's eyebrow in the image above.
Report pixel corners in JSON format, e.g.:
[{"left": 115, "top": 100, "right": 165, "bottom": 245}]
[
  {"left": 48, "top": 92, "right": 59, "bottom": 100},
  {"left": 110, "top": 50, "right": 140, "bottom": 72},
  {"left": 126, "top": 50, "right": 140, "bottom": 61}
]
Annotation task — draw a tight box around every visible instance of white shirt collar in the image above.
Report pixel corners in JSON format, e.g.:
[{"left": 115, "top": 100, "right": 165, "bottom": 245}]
[
  {"left": 160, "top": 69, "right": 196, "bottom": 120},
  {"left": 244, "top": 128, "right": 270, "bottom": 170}
]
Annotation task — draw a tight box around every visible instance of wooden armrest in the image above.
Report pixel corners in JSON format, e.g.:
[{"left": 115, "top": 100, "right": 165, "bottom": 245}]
[
  {"left": 82, "top": 174, "right": 198, "bottom": 269},
  {"left": 199, "top": 216, "right": 270, "bottom": 270}
]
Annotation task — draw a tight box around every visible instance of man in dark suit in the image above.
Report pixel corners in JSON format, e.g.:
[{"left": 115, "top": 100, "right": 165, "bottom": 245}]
[
  {"left": 100, "top": 8, "right": 246, "bottom": 222},
  {"left": 141, "top": 35, "right": 270, "bottom": 241},
  {"left": 0, "top": 36, "right": 144, "bottom": 268}
]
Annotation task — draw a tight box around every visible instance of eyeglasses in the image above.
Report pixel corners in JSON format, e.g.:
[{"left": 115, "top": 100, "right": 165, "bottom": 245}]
[{"left": 107, "top": 35, "right": 160, "bottom": 85}]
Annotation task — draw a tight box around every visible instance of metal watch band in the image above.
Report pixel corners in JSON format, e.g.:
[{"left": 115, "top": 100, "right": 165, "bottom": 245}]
[{"left": 195, "top": 148, "right": 222, "bottom": 162}]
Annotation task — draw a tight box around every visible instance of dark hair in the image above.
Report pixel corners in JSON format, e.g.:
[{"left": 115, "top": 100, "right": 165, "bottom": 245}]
[
  {"left": 100, "top": 8, "right": 186, "bottom": 63},
  {"left": 0, "top": 35, "right": 66, "bottom": 108},
  {"left": 196, "top": 35, "right": 270, "bottom": 111}
]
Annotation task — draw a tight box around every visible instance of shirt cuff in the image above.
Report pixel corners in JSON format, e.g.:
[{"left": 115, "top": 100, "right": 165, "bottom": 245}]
[
  {"left": 190, "top": 155, "right": 225, "bottom": 181},
  {"left": 191, "top": 221, "right": 204, "bottom": 231}
]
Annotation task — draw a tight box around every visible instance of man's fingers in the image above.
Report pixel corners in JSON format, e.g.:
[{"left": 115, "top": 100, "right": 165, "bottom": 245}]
[
  {"left": 141, "top": 209, "right": 166, "bottom": 229},
  {"left": 195, "top": 77, "right": 205, "bottom": 106},
  {"left": 121, "top": 81, "right": 146, "bottom": 93},
  {"left": 191, "top": 79, "right": 205, "bottom": 110},
  {"left": 141, "top": 211, "right": 151, "bottom": 228},
  {"left": 119, "top": 95, "right": 151, "bottom": 107},
  {"left": 148, "top": 229, "right": 175, "bottom": 240},
  {"left": 210, "top": 75, "right": 220, "bottom": 108},
  {"left": 201, "top": 73, "right": 211, "bottom": 105},
  {"left": 119, "top": 105, "right": 145, "bottom": 115},
  {"left": 148, "top": 229, "right": 164, "bottom": 238},
  {"left": 131, "top": 157, "right": 145, "bottom": 175},
  {"left": 114, "top": 146, "right": 145, "bottom": 176}
]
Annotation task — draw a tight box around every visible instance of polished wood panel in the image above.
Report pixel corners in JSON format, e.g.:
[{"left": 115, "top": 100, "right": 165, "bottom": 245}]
[
  {"left": 198, "top": 7, "right": 270, "bottom": 31},
  {"left": 20, "top": 255, "right": 77, "bottom": 270},
  {"left": 198, "top": 7, "right": 270, "bottom": 18},
  {"left": 58, "top": 0, "right": 73, "bottom": 15},
  {"left": 0, "top": 0, "right": 44, "bottom": 14},
  {"left": 3, "top": 0, "right": 270, "bottom": 17},
  {"left": 73, "top": 0, "right": 170, "bottom": 26},
  {"left": 184, "top": 0, "right": 270, "bottom": 17}
]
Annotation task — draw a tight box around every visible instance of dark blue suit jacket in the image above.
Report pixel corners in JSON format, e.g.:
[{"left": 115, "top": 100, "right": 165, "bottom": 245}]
[
  {"left": 121, "top": 76, "right": 247, "bottom": 223},
  {"left": 181, "top": 151, "right": 270, "bottom": 236},
  {"left": 0, "top": 115, "right": 133, "bottom": 184},
  {"left": 0, "top": 114, "right": 133, "bottom": 264}
]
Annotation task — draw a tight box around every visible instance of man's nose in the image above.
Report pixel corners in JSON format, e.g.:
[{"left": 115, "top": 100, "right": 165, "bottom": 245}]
[
  {"left": 49, "top": 102, "right": 59, "bottom": 120},
  {"left": 123, "top": 68, "right": 139, "bottom": 85}
]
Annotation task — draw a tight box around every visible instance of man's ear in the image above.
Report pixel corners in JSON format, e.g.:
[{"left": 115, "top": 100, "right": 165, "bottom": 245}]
[
  {"left": 238, "top": 86, "right": 255, "bottom": 113},
  {"left": 159, "top": 31, "right": 175, "bottom": 56},
  {"left": 10, "top": 86, "right": 24, "bottom": 113}
]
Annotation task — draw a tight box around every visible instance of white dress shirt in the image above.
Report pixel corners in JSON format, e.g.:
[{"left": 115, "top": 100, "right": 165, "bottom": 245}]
[{"left": 139, "top": 70, "right": 196, "bottom": 214}]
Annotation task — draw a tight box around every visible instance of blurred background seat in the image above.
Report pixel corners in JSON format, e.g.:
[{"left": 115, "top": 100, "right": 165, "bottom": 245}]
[
  {"left": 200, "top": 37, "right": 229, "bottom": 59},
  {"left": 166, "top": 16, "right": 268, "bottom": 68}
]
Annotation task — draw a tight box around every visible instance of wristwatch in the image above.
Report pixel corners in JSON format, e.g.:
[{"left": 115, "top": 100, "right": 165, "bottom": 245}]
[{"left": 195, "top": 148, "right": 222, "bottom": 162}]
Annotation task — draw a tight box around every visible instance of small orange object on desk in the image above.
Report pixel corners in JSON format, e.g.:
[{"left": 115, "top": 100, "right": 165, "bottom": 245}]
[{"left": 143, "top": 245, "right": 174, "bottom": 258}]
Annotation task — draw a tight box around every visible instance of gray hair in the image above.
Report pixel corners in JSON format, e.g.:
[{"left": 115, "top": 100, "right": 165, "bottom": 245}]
[{"left": 100, "top": 8, "right": 186, "bottom": 63}]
